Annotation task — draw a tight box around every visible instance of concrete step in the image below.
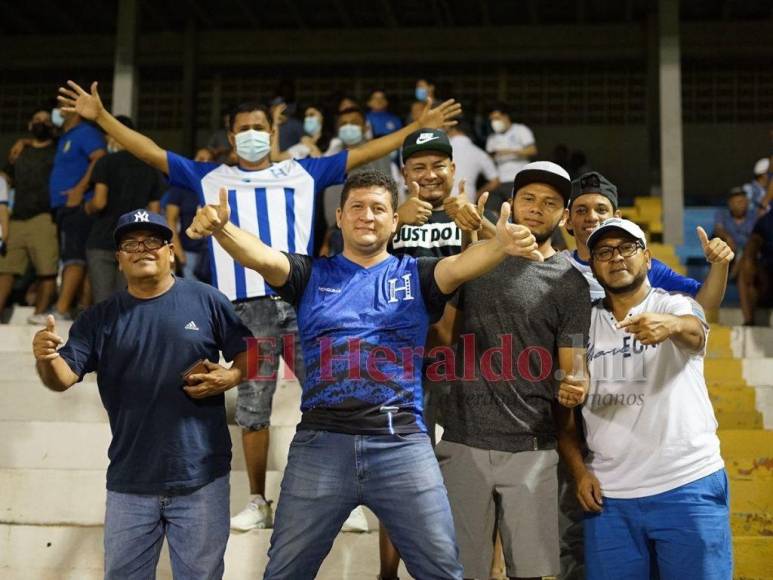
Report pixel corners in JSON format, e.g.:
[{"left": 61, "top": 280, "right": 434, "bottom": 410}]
[
  {"left": 707, "top": 385, "right": 757, "bottom": 414},
  {"left": 0, "top": 468, "right": 381, "bottom": 532},
  {"left": 0, "top": 379, "right": 303, "bottom": 427},
  {"left": 717, "top": 307, "right": 773, "bottom": 327},
  {"left": 0, "top": 524, "right": 411, "bottom": 580},
  {"left": 729, "top": 326, "right": 773, "bottom": 359},
  {"left": 717, "top": 411, "right": 764, "bottom": 430},
  {"left": 0, "top": 469, "right": 279, "bottom": 525},
  {"left": 734, "top": 536, "right": 773, "bottom": 580},
  {"left": 721, "top": 430, "right": 773, "bottom": 482},
  {"left": 730, "top": 479, "right": 773, "bottom": 537},
  {"left": 0, "top": 422, "right": 297, "bottom": 473}
]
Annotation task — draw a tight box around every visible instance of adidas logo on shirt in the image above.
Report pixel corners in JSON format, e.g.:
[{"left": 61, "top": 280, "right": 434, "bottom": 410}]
[{"left": 184, "top": 321, "right": 200, "bottom": 331}]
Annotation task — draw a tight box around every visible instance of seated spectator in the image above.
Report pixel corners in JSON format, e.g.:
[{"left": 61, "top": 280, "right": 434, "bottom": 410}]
[
  {"left": 166, "top": 148, "right": 213, "bottom": 283},
  {"left": 415, "top": 78, "right": 435, "bottom": 103},
  {"left": 85, "top": 115, "right": 164, "bottom": 304},
  {"left": 740, "top": 210, "right": 773, "bottom": 325},
  {"left": 0, "top": 109, "right": 58, "bottom": 324},
  {"left": 713, "top": 187, "right": 757, "bottom": 274},
  {"left": 366, "top": 89, "right": 403, "bottom": 138},
  {"left": 743, "top": 157, "right": 772, "bottom": 216}
]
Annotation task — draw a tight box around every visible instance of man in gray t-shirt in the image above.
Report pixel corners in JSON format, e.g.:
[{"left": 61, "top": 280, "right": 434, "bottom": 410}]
[{"left": 437, "top": 161, "right": 591, "bottom": 580}]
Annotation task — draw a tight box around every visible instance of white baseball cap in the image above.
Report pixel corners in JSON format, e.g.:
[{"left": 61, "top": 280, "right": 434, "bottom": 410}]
[
  {"left": 586, "top": 217, "right": 647, "bottom": 251},
  {"left": 512, "top": 161, "right": 572, "bottom": 205},
  {"left": 754, "top": 157, "right": 770, "bottom": 176}
]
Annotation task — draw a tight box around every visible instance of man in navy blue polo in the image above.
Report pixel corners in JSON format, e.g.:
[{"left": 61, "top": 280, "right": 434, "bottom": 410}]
[
  {"left": 32, "top": 209, "right": 252, "bottom": 579},
  {"left": 186, "top": 169, "right": 543, "bottom": 579}
]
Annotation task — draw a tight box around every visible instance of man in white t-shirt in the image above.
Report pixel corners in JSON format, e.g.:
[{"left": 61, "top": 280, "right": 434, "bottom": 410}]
[
  {"left": 447, "top": 125, "right": 499, "bottom": 201},
  {"left": 558, "top": 218, "right": 732, "bottom": 580},
  {"left": 485, "top": 103, "right": 536, "bottom": 183}
]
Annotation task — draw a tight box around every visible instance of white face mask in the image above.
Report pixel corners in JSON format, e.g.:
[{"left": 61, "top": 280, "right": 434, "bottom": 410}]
[
  {"left": 491, "top": 119, "right": 507, "bottom": 134},
  {"left": 234, "top": 129, "right": 271, "bottom": 163},
  {"left": 338, "top": 123, "right": 363, "bottom": 146},
  {"left": 51, "top": 108, "right": 65, "bottom": 128}
]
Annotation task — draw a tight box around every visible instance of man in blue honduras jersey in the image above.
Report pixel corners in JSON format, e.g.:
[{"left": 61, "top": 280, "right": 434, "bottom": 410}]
[
  {"left": 186, "top": 169, "right": 544, "bottom": 579},
  {"left": 58, "top": 80, "right": 461, "bottom": 532}
]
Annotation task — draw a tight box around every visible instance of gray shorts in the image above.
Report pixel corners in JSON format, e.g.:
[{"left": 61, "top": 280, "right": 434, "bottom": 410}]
[
  {"left": 233, "top": 297, "right": 304, "bottom": 431},
  {"left": 436, "top": 440, "right": 560, "bottom": 579}
]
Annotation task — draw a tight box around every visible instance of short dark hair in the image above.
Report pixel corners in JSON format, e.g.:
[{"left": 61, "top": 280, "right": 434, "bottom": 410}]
[
  {"left": 490, "top": 101, "right": 511, "bottom": 116},
  {"left": 229, "top": 101, "right": 272, "bottom": 131},
  {"left": 340, "top": 170, "right": 398, "bottom": 212},
  {"left": 337, "top": 106, "right": 365, "bottom": 122}
]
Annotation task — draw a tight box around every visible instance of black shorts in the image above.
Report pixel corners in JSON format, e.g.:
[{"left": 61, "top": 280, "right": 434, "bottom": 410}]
[{"left": 56, "top": 206, "right": 94, "bottom": 266}]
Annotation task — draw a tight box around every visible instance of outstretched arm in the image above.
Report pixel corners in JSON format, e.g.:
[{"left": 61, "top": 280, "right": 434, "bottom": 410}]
[
  {"left": 186, "top": 188, "right": 290, "bottom": 287},
  {"left": 346, "top": 98, "right": 462, "bottom": 171},
  {"left": 433, "top": 201, "right": 543, "bottom": 294},
  {"left": 58, "top": 80, "right": 169, "bottom": 174},
  {"left": 694, "top": 226, "right": 733, "bottom": 311}
]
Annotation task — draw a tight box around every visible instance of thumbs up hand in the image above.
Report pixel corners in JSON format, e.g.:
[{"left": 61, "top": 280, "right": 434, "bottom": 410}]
[
  {"left": 32, "top": 315, "right": 64, "bottom": 361},
  {"left": 444, "top": 180, "right": 484, "bottom": 232},
  {"left": 495, "top": 202, "right": 543, "bottom": 261},
  {"left": 187, "top": 187, "right": 231, "bottom": 239},
  {"left": 397, "top": 181, "right": 433, "bottom": 226},
  {"left": 696, "top": 226, "right": 734, "bottom": 264}
]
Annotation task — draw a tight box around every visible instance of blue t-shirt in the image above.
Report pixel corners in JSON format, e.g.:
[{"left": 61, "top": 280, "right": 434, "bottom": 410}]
[
  {"left": 166, "top": 186, "right": 206, "bottom": 252},
  {"left": 49, "top": 122, "right": 106, "bottom": 209},
  {"left": 274, "top": 253, "right": 453, "bottom": 435},
  {"left": 366, "top": 111, "right": 403, "bottom": 138},
  {"left": 648, "top": 257, "right": 702, "bottom": 296},
  {"left": 59, "top": 278, "right": 252, "bottom": 494},
  {"left": 166, "top": 151, "right": 348, "bottom": 301},
  {"left": 713, "top": 208, "right": 757, "bottom": 251}
]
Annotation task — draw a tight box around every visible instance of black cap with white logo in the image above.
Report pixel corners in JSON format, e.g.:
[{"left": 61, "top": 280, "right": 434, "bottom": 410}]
[
  {"left": 570, "top": 171, "right": 619, "bottom": 210},
  {"left": 401, "top": 128, "right": 453, "bottom": 164}
]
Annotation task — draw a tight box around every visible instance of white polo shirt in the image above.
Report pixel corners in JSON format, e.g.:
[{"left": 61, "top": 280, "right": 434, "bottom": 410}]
[
  {"left": 485, "top": 123, "right": 535, "bottom": 182},
  {"left": 583, "top": 287, "right": 724, "bottom": 498}
]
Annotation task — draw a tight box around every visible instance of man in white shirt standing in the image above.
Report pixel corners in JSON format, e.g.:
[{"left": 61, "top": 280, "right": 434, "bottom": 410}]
[
  {"left": 558, "top": 218, "right": 732, "bottom": 580},
  {"left": 447, "top": 125, "right": 499, "bottom": 201}
]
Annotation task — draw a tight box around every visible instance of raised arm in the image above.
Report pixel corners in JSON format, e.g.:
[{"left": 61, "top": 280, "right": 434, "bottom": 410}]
[
  {"left": 346, "top": 98, "right": 462, "bottom": 171},
  {"left": 33, "top": 316, "right": 79, "bottom": 392},
  {"left": 186, "top": 188, "right": 290, "bottom": 287},
  {"left": 58, "top": 81, "right": 169, "bottom": 174},
  {"left": 694, "top": 226, "right": 733, "bottom": 311},
  {"left": 433, "top": 201, "right": 542, "bottom": 294}
]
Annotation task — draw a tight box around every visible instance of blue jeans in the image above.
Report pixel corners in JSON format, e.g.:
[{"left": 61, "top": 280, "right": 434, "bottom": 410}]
[
  {"left": 584, "top": 469, "right": 732, "bottom": 580},
  {"left": 103, "top": 474, "right": 230, "bottom": 580},
  {"left": 264, "top": 430, "right": 463, "bottom": 579}
]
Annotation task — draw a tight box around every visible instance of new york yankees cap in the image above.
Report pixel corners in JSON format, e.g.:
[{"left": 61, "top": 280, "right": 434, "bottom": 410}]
[{"left": 114, "top": 209, "right": 174, "bottom": 245}]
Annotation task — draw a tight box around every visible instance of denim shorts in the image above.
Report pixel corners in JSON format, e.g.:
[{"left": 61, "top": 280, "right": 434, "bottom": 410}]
[{"left": 233, "top": 297, "right": 304, "bottom": 431}]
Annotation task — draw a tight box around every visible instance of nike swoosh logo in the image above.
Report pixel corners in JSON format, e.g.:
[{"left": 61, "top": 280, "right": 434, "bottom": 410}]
[{"left": 415, "top": 135, "right": 439, "bottom": 145}]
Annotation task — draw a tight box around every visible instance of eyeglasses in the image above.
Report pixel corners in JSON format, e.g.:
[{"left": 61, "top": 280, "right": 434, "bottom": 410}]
[
  {"left": 118, "top": 237, "right": 167, "bottom": 253},
  {"left": 592, "top": 241, "right": 643, "bottom": 262}
]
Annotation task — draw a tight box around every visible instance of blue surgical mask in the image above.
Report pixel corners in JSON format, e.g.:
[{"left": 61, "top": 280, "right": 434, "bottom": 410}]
[
  {"left": 415, "top": 87, "right": 428, "bottom": 102},
  {"left": 51, "top": 108, "right": 65, "bottom": 128},
  {"left": 234, "top": 129, "right": 271, "bottom": 163},
  {"left": 338, "top": 124, "right": 363, "bottom": 146},
  {"left": 304, "top": 116, "right": 321, "bottom": 136}
]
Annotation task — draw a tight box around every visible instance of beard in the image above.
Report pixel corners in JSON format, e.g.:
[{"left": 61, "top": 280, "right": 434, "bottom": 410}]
[{"left": 601, "top": 267, "right": 648, "bottom": 295}]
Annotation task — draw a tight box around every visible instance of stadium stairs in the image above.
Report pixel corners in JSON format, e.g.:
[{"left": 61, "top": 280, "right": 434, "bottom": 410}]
[{"left": 2, "top": 258, "right": 772, "bottom": 577}]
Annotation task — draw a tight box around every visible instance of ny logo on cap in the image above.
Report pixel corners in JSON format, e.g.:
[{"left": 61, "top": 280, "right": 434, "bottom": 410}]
[{"left": 133, "top": 210, "right": 150, "bottom": 223}]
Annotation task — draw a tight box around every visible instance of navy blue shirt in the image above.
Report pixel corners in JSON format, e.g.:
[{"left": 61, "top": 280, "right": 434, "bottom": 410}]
[
  {"left": 59, "top": 278, "right": 252, "bottom": 493},
  {"left": 366, "top": 111, "right": 403, "bottom": 138},
  {"left": 274, "top": 253, "right": 452, "bottom": 435},
  {"left": 49, "top": 122, "right": 106, "bottom": 209}
]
